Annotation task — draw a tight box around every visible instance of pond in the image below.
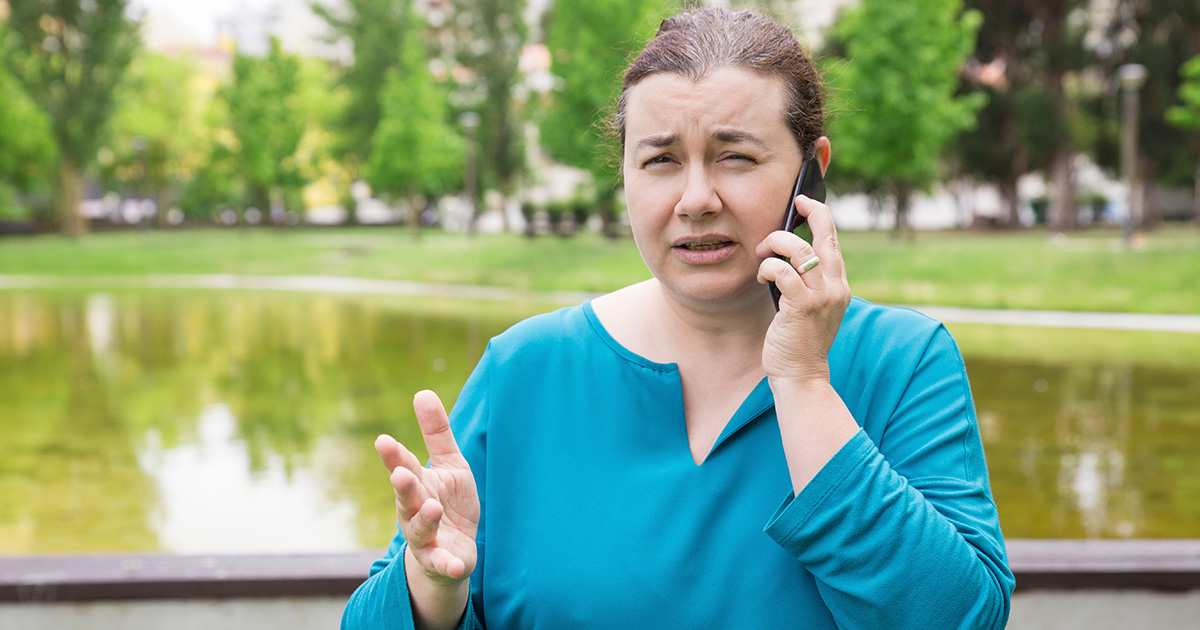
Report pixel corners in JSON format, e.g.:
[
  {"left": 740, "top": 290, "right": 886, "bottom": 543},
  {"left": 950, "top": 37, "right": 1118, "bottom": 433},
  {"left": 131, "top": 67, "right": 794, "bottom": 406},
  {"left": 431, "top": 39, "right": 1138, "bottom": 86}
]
[{"left": 1, "top": 290, "right": 1198, "bottom": 553}]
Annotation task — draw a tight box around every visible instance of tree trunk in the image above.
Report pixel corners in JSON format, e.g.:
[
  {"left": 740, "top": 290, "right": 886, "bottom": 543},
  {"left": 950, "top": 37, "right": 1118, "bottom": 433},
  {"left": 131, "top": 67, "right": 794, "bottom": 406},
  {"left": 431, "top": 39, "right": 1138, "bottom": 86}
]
[
  {"left": 1138, "top": 155, "right": 1159, "bottom": 230},
  {"left": 1193, "top": 165, "right": 1200, "bottom": 227},
  {"left": 893, "top": 183, "right": 913, "bottom": 240},
  {"left": 56, "top": 155, "right": 86, "bottom": 238},
  {"left": 1039, "top": 2, "right": 1075, "bottom": 232},
  {"left": 154, "top": 188, "right": 172, "bottom": 228},
  {"left": 406, "top": 188, "right": 422, "bottom": 236},
  {"left": 497, "top": 189, "right": 511, "bottom": 233},
  {"left": 1048, "top": 143, "right": 1076, "bottom": 231},
  {"left": 599, "top": 191, "right": 619, "bottom": 240},
  {"left": 253, "top": 186, "right": 270, "bottom": 222},
  {"left": 1000, "top": 176, "right": 1021, "bottom": 228}
]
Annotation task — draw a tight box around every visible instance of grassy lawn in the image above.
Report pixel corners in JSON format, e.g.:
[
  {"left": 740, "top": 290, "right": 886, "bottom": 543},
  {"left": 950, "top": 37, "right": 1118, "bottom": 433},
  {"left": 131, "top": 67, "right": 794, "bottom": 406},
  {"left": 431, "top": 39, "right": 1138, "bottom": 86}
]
[{"left": 1, "top": 224, "right": 1198, "bottom": 313}]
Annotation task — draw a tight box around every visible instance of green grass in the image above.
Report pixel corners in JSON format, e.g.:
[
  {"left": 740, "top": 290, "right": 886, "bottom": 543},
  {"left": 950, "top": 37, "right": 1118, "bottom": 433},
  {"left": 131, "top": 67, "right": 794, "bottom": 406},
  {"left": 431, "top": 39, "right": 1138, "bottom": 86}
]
[{"left": 1, "top": 224, "right": 1199, "bottom": 313}]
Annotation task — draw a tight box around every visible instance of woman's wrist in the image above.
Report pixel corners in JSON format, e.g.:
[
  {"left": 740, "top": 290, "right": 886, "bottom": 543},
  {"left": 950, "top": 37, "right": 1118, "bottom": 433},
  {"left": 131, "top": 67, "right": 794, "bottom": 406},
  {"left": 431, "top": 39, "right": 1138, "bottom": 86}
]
[
  {"left": 766, "top": 370, "right": 832, "bottom": 394},
  {"left": 768, "top": 376, "right": 859, "bottom": 494},
  {"left": 404, "top": 546, "right": 470, "bottom": 630}
]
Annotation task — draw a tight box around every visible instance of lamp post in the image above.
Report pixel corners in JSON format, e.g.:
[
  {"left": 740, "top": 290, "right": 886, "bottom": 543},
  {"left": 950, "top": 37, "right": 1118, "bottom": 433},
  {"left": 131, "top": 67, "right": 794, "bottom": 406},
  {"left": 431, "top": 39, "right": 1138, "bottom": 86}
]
[
  {"left": 459, "top": 111, "right": 481, "bottom": 235},
  {"left": 1117, "top": 64, "right": 1146, "bottom": 248}
]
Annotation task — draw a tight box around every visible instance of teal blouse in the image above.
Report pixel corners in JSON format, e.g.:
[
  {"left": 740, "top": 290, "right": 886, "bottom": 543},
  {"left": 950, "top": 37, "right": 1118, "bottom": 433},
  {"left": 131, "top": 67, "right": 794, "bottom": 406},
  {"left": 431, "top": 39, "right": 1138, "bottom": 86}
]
[{"left": 342, "top": 298, "right": 1014, "bottom": 629}]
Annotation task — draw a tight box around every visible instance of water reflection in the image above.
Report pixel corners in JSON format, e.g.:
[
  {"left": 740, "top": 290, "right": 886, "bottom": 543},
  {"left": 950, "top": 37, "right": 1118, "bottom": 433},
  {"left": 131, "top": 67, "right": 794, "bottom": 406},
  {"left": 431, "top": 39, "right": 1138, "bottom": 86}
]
[
  {"left": 0, "top": 291, "right": 526, "bottom": 553},
  {"left": 964, "top": 354, "right": 1200, "bottom": 539},
  {"left": 138, "top": 402, "right": 359, "bottom": 553},
  {"left": 1, "top": 292, "right": 1198, "bottom": 553}
]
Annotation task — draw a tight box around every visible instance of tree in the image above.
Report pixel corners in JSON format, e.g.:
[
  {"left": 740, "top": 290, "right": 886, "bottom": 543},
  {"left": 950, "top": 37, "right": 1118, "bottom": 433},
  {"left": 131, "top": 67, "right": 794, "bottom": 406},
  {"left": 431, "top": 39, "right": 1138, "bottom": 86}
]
[
  {"left": 101, "top": 51, "right": 204, "bottom": 226},
  {"left": 828, "top": 0, "right": 984, "bottom": 237},
  {"left": 1098, "top": 0, "right": 1200, "bottom": 228},
  {"left": 219, "top": 39, "right": 309, "bottom": 221},
  {"left": 448, "top": 0, "right": 528, "bottom": 231},
  {"left": 1166, "top": 55, "right": 1200, "bottom": 222},
  {"left": 1021, "top": 0, "right": 1089, "bottom": 231},
  {"left": 313, "top": 0, "right": 411, "bottom": 222},
  {"left": 366, "top": 9, "right": 465, "bottom": 224},
  {"left": 540, "top": 0, "right": 677, "bottom": 235},
  {"left": 0, "top": 65, "right": 57, "bottom": 221},
  {"left": 0, "top": 0, "right": 139, "bottom": 236},
  {"left": 949, "top": 0, "right": 1049, "bottom": 228}
]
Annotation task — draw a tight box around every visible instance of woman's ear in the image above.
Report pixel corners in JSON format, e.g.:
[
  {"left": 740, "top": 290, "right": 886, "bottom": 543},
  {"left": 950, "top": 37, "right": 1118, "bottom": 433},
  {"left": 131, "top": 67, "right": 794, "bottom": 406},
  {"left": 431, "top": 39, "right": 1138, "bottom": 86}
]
[{"left": 814, "top": 136, "right": 832, "bottom": 177}]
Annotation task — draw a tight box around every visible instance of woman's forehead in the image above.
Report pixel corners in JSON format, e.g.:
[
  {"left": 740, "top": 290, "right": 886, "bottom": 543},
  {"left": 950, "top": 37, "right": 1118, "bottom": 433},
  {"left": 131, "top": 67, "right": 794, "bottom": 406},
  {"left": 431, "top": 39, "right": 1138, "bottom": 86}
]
[{"left": 623, "top": 68, "right": 790, "bottom": 142}]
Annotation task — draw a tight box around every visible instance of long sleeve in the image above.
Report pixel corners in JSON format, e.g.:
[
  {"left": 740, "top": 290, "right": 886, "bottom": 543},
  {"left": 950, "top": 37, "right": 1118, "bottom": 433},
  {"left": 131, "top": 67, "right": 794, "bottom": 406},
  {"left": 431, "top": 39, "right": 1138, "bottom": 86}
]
[
  {"left": 341, "top": 346, "right": 493, "bottom": 630},
  {"left": 764, "top": 322, "right": 1014, "bottom": 629}
]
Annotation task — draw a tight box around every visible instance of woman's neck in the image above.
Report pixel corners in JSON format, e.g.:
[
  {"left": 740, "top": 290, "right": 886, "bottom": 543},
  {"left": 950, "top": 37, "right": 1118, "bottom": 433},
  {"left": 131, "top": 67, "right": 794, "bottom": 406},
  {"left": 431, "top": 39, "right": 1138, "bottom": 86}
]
[
  {"left": 593, "top": 279, "right": 775, "bottom": 368},
  {"left": 652, "top": 280, "right": 776, "bottom": 350}
]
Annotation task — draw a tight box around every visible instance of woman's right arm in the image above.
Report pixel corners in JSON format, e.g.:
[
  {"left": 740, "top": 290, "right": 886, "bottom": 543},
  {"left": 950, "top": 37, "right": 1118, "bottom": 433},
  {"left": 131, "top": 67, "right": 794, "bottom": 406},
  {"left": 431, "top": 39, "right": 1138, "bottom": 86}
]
[{"left": 341, "top": 389, "right": 484, "bottom": 629}]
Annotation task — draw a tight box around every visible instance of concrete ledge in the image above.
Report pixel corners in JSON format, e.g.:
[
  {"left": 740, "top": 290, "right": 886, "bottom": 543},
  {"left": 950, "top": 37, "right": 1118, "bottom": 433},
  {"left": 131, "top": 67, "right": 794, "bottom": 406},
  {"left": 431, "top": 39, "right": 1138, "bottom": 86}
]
[
  {"left": 1008, "top": 539, "right": 1200, "bottom": 591},
  {"left": 3, "top": 540, "right": 1200, "bottom": 603},
  {"left": 0, "top": 552, "right": 381, "bottom": 602}
]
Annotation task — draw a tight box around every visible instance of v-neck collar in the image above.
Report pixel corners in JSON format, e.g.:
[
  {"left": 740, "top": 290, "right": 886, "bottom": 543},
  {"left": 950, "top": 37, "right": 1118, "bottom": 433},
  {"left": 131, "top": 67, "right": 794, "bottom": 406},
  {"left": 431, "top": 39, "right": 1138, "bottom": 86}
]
[
  {"left": 703, "top": 376, "right": 774, "bottom": 463},
  {"left": 583, "top": 300, "right": 776, "bottom": 465}
]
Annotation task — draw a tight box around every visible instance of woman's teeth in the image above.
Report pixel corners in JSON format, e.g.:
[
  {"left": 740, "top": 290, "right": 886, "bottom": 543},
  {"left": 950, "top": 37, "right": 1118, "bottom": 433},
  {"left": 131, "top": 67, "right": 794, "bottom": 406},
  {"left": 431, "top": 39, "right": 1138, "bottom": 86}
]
[{"left": 682, "top": 241, "right": 726, "bottom": 251}]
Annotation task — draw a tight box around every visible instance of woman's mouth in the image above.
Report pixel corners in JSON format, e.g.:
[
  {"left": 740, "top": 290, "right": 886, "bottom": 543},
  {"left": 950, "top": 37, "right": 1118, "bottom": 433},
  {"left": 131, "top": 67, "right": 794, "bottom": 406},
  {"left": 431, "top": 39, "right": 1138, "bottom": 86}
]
[
  {"left": 679, "top": 240, "right": 732, "bottom": 251},
  {"left": 672, "top": 238, "right": 737, "bottom": 264}
]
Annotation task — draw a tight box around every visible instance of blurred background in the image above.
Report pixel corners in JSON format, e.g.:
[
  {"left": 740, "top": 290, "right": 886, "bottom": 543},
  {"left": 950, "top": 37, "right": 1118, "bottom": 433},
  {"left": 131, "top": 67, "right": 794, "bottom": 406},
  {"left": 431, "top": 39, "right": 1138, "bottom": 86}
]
[{"left": 1, "top": 0, "right": 1198, "bottom": 558}]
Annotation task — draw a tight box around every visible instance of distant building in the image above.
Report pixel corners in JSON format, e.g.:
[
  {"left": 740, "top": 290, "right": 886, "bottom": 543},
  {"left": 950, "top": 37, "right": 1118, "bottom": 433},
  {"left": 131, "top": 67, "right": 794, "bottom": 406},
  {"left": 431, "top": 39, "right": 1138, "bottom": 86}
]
[{"left": 215, "top": 0, "right": 350, "bottom": 62}]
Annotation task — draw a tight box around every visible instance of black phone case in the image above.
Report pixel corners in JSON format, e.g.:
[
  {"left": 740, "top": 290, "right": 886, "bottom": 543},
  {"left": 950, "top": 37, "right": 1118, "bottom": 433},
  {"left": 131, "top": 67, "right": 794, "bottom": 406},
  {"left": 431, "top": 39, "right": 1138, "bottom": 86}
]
[{"left": 770, "top": 158, "right": 826, "bottom": 310}]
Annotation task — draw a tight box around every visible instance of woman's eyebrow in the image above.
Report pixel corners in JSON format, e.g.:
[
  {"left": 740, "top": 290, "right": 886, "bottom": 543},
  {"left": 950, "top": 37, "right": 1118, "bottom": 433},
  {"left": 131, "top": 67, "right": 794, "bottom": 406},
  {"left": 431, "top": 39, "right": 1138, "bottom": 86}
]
[
  {"left": 711, "top": 129, "right": 768, "bottom": 148},
  {"left": 633, "top": 133, "right": 677, "bottom": 153}
]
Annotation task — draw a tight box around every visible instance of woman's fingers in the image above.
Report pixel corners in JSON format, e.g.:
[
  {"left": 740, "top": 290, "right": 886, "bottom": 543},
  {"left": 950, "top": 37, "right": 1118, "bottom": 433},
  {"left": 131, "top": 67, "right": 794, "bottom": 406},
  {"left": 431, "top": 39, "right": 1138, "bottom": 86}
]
[
  {"left": 391, "top": 465, "right": 432, "bottom": 522},
  {"left": 758, "top": 256, "right": 807, "bottom": 298},
  {"left": 413, "top": 390, "right": 461, "bottom": 461},
  {"left": 407, "top": 498, "right": 468, "bottom": 579},
  {"left": 407, "top": 497, "right": 443, "bottom": 547},
  {"left": 792, "top": 195, "right": 846, "bottom": 279},
  {"left": 375, "top": 433, "right": 425, "bottom": 474},
  {"left": 756, "top": 229, "right": 826, "bottom": 293}
]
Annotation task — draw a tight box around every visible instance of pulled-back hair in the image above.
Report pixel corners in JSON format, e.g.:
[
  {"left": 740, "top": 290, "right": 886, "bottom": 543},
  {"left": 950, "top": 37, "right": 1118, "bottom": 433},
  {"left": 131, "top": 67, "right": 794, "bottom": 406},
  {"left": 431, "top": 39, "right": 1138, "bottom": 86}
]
[{"left": 615, "top": 7, "right": 824, "bottom": 159}]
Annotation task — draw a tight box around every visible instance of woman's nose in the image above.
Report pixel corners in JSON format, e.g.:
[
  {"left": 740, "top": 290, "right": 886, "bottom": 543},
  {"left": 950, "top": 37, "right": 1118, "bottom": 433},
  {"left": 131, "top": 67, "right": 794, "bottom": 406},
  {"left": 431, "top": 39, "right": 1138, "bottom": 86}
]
[{"left": 674, "top": 166, "right": 721, "bottom": 220}]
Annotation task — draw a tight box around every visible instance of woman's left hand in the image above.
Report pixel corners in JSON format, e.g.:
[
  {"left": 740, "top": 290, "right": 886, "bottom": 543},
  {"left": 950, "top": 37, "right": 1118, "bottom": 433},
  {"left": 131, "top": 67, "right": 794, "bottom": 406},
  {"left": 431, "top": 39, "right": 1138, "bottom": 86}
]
[{"left": 756, "top": 194, "right": 852, "bottom": 385}]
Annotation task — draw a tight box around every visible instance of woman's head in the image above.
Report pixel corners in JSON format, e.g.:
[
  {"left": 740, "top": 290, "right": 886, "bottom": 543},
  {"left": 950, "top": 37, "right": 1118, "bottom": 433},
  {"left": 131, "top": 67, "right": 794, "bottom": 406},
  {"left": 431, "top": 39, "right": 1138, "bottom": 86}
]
[{"left": 615, "top": 7, "right": 824, "bottom": 159}]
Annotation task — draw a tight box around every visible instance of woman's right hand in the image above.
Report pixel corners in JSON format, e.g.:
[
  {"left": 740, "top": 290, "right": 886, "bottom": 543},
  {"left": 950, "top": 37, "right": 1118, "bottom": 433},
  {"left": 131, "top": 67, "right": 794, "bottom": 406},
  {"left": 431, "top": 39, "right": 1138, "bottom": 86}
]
[{"left": 375, "top": 390, "right": 479, "bottom": 628}]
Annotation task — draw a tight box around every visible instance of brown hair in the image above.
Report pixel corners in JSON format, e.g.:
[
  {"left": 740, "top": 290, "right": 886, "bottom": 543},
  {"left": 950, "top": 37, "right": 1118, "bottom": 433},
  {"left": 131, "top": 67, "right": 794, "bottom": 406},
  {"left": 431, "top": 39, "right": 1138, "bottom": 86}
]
[{"left": 615, "top": 7, "right": 824, "bottom": 159}]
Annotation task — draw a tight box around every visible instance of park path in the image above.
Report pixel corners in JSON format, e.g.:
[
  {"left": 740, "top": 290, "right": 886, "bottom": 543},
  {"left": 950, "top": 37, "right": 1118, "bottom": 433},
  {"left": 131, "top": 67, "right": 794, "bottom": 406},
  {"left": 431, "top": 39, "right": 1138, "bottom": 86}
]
[{"left": 1, "top": 273, "right": 1198, "bottom": 334}]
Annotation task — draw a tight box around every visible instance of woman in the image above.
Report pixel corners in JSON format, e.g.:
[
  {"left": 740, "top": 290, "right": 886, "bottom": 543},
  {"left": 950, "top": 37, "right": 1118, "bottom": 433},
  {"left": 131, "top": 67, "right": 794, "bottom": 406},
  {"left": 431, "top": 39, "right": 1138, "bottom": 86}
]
[{"left": 343, "top": 7, "right": 1014, "bottom": 629}]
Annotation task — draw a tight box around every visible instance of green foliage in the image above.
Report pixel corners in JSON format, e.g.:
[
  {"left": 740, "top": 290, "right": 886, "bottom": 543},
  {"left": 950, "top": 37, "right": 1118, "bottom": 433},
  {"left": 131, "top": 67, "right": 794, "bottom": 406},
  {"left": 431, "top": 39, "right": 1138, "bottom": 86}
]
[
  {"left": 0, "top": 65, "right": 56, "bottom": 210},
  {"left": 219, "top": 39, "right": 309, "bottom": 214},
  {"left": 828, "top": 0, "right": 984, "bottom": 194},
  {"left": 0, "top": 0, "right": 140, "bottom": 234},
  {"left": 313, "top": 0, "right": 410, "bottom": 167},
  {"left": 0, "top": 0, "right": 139, "bottom": 167},
  {"left": 1167, "top": 56, "right": 1200, "bottom": 132},
  {"left": 101, "top": 51, "right": 204, "bottom": 212},
  {"left": 366, "top": 12, "right": 465, "bottom": 202},
  {"left": 539, "top": 0, "right": 676, "bottom": 197},
  {"left": 450, "top": 0, "right": 528, "bottom": 199},
  {"left": 1096, "top": 1, "right": 1200, "bottom": 189}
]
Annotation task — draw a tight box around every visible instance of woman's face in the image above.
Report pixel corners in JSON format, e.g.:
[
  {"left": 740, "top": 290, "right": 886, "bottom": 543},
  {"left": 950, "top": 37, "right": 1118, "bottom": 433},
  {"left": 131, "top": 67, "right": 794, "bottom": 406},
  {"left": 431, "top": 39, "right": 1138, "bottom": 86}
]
[{"left": 622, "top": 67, "right": 804, "bottom": 308}]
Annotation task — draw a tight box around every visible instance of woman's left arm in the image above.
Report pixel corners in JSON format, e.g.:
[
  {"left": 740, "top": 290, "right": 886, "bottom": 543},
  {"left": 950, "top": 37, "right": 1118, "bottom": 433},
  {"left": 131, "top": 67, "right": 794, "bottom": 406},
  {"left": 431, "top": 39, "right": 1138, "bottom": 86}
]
[{"left": 757, "top": 197, "right": 1014, "bottom": 629}]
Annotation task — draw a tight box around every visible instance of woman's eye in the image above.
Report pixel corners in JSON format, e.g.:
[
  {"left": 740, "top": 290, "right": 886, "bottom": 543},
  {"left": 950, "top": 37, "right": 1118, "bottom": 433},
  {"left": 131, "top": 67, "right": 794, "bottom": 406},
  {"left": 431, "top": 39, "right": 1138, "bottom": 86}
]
[
  {"left": 644, "top": 155, "right": 674, "bottom": 167},
  {"left": 723, "top": 154, "right": 756, "bottom": 164}
]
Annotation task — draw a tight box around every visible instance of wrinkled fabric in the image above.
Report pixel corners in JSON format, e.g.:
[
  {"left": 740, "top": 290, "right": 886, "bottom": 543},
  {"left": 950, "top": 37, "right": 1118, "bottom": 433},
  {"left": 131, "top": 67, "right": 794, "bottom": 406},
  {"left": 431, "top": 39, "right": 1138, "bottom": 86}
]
[{"left": 342, "top": 298, "right": 1014, "bottom": 630}]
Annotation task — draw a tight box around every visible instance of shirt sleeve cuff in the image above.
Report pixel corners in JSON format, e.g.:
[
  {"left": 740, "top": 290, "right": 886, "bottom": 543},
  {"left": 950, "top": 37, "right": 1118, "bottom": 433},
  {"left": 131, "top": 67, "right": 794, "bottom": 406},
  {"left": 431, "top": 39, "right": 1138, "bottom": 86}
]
[
  {"left": 762, "top": 428, "right": 876, "bottom": 556},
  {"left": 392, "top": 542, "right": 480, "bottom": 630}
]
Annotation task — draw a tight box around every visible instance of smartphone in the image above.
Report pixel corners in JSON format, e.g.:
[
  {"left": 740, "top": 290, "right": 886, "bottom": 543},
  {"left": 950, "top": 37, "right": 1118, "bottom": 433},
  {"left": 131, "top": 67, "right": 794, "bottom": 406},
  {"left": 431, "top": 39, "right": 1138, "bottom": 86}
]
[{"left": 769, "top": 158, "right": 826, "bottom": 310}]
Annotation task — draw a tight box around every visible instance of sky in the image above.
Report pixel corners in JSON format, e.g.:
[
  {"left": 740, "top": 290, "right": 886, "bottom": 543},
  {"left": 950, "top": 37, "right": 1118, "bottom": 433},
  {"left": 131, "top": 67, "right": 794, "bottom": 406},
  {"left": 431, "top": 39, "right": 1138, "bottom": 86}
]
[{"left": 132, "top": 0, "right": 277, "bottom": 46}]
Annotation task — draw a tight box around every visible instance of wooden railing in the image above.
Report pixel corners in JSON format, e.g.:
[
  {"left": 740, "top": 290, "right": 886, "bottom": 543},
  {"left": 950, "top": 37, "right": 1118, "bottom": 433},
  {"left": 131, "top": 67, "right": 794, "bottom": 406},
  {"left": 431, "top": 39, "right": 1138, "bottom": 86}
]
[{"left": 3, "top": 540, "right": 1200, "bottom": 603}]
